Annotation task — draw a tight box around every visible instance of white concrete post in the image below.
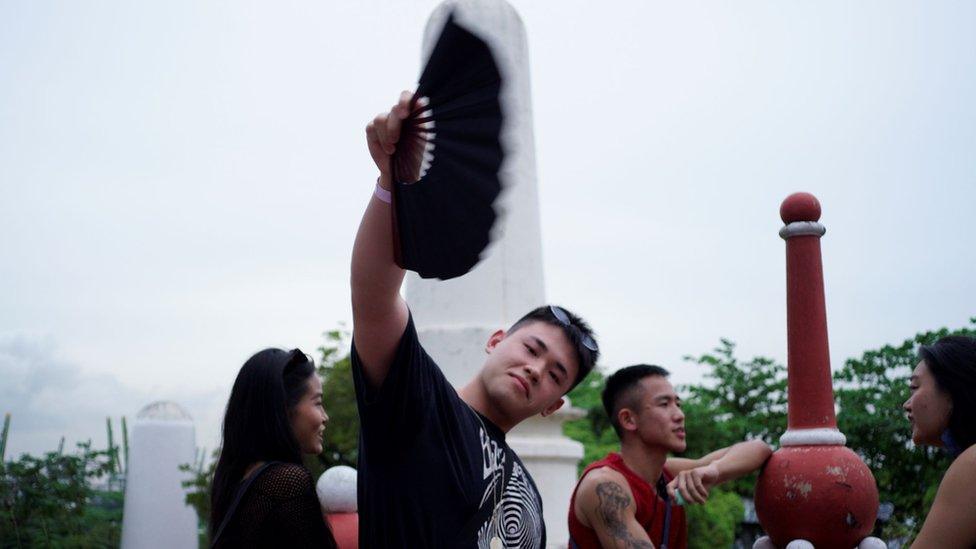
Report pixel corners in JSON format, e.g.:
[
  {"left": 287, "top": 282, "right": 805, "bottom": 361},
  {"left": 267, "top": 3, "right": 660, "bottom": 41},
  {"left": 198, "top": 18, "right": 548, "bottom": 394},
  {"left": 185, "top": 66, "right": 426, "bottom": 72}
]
[
  {"left": 120, "top": 401, "right": 198, "bottom": 549},
  {"left": 408, "top": 2, "right": 583, "bottom": 545}
]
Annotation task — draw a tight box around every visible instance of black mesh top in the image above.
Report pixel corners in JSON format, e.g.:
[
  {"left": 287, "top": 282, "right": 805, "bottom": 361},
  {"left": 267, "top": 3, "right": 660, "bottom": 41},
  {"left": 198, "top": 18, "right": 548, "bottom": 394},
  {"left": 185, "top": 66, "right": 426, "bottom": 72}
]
[{"left": 213, "top": 463, "right": 337, "bottom": 549}]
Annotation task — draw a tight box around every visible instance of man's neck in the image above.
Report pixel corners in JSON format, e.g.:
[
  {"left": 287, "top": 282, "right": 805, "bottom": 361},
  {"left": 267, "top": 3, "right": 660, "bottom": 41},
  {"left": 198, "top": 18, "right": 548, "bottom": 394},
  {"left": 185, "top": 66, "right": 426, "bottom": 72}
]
[
  {"left": 619, "top": 438, "right": 669, "bottom": 486},
  {"left": 458, "top": 381, "right": 516, "bottom": 433}
]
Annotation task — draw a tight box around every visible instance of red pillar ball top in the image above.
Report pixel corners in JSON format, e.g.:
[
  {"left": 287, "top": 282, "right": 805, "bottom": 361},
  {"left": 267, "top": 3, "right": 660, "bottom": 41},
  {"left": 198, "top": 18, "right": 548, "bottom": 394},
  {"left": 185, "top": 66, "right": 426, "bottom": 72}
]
[{"left": 780, "top": 192, "right": 822, "bottom": 224}]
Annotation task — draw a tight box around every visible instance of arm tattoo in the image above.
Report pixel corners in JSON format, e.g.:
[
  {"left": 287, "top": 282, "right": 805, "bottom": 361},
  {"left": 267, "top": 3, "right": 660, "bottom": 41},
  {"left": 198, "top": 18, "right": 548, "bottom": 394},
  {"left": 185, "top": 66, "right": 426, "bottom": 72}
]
[{"left": 594, "top": 482, "right": 655, "bottom": 549}]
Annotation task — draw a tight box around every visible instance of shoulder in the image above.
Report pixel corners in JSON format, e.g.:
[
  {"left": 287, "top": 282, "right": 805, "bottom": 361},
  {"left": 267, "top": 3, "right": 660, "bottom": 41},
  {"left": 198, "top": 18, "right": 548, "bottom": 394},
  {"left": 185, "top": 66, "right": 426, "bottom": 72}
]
[
  {"left": 953, "top": 442, "right": 976, "bottom": 464},
  {"left": 913, "top": 444, "right": 976, "bottom": 547},
  {"left": 574, "top": 466, "right": 639, "bottom": 529},
  {"left": 254, "top": 463, "right": 316, "bottom": 500},
  {"left": 943, "top": 444, "right": 976, "bottom": 489},
  {"left": 576, "top": 466, "right": 633, "bottom": 502}
]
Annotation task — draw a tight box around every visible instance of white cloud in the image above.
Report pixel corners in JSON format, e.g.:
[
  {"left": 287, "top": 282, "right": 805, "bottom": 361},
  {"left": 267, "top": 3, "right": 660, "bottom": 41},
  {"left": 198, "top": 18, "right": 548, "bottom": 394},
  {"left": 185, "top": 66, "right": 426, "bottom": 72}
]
[{"left": 0, "top": 335, "right": 224, "bottom": 460}]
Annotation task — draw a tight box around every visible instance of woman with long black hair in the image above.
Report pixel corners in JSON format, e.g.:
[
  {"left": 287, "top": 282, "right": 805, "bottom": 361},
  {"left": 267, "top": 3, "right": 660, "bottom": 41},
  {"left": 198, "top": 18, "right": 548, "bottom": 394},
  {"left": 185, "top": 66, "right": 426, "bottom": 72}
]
[
  {"left": 903, "top": 335, "right": 976, "bottom": 548},
  {"left": 210, "top": 348, "right": 338, "bottom": 548}
]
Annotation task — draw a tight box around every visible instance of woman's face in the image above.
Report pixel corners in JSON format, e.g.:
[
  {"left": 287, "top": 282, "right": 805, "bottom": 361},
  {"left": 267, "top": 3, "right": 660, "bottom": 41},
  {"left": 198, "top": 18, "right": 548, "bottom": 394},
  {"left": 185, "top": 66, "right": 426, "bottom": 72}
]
[
  {"left": 290, "top": 374, "right": 329, "bottom": 455},
  {"left": 903, "top": 360, "right": 953, "bottom": 446}
]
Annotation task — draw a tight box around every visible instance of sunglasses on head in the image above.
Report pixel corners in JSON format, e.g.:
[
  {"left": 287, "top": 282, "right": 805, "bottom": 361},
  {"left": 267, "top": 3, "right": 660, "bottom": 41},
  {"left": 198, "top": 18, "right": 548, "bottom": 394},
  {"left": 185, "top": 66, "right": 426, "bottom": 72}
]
[
  {"left": 283, "top": 348, "right": 314, "bottom": 372},
  {"left": 549, "top": 305, "right": 598, "bottom": 352}
]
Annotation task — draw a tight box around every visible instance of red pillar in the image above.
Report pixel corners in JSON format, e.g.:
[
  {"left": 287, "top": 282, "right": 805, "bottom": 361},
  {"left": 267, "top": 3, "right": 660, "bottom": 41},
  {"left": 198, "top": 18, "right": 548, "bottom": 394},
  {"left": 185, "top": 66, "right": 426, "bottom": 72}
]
[
  {"left": 754, "top": 193, "right": 878, "bottom": 548},
  {"left": 782, "top": 195, "right": 838, "bottom": 431}
]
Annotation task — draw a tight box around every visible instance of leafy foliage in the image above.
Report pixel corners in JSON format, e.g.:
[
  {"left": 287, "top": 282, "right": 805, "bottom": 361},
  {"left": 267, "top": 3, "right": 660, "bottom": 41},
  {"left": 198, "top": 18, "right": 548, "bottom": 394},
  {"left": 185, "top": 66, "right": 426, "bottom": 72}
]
[
  {"left": 0, "top": 442, "right": 122, "bottom": 548},
  {"left": 307, "top": 326, "right": 359, "bottom": 479},
  {"left": 564, "top": 369, "right": 618, "bottom": 475},
  {"left": 680, "top": 340, "right": 787, "bottom": 497},
  {"left": 180, "top": 448, "right": 218, "bottom": 547},
  {"left": 685, "top": 487, "right": 744, "bottom": 549}
]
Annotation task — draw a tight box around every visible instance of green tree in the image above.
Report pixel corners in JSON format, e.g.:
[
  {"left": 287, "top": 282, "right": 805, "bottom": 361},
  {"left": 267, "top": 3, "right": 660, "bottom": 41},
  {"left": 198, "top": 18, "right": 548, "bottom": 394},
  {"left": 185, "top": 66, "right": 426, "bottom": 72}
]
[
  {"left": 834, "top": 318, "right": 976, "bottom": 541},
  {"left": 680, "top": 340, "right": 787, "bottom": 497},
  {"left": 180, "top": 448, "right": 218, "bottom": 547},
  {"left": 564, "top": 369, "right": 618, "bottom": 475},
  {"left": 686, "top": 487, "right": 744, "bottom": 549},
  {"left": 307, "top": 326, "right": 359, "bottom": 479},
  {"left": 677, "top": 342, "right": 786, "bottom": 545},
  {"left": 0, "top": 441, "right": 122, "bottom": 548}
]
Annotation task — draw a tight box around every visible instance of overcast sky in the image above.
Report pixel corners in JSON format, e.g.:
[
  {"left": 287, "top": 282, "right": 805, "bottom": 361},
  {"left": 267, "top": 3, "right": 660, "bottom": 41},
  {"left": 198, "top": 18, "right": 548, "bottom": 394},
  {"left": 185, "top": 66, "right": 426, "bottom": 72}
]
[{"left": 2, "top": 1, "right": 974, "bottom": 459}]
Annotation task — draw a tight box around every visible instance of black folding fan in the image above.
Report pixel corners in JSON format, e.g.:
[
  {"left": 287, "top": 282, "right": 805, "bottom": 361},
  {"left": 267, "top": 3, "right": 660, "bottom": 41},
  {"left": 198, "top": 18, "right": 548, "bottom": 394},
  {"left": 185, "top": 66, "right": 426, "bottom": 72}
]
[{"left": 390, "top": 14, "right": 504, "bottom": 280}]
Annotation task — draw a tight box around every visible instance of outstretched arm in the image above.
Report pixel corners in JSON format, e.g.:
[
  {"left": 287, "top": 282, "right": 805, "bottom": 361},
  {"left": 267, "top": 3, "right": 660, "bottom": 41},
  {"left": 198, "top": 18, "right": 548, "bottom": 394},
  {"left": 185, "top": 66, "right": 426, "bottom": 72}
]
[
  {"left": 574, "top": 468, "right": 656, "bottom": 549},
  {"left": 665, "top": 440, "right": 772, "bottom": 504},
  {"left": 351, "top": 91, "right": 413, "bottom": 389},
  {"left": 910, "top": 446, "right": 976, "bottom": 548}
]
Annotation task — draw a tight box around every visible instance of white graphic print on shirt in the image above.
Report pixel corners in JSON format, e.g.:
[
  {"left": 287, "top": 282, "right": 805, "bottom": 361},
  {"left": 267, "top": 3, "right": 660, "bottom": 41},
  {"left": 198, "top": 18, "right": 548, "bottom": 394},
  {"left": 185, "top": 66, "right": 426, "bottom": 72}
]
[{"left": 474, "top": 427, "right": 543, "bottom": 549}]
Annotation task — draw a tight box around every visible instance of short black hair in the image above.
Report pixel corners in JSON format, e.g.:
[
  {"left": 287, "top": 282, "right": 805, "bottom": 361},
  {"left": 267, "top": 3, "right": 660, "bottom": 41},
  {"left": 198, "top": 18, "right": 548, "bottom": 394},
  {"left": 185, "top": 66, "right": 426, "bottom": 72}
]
[
  {"left": 918, "top": 335, "right": 976, "bottom": 452},
  {"left": 508, "top": 305, "right": 599, "bottom": 392},
  {"left": 602, "top": 364, "right": 671, "bottom": 437}
]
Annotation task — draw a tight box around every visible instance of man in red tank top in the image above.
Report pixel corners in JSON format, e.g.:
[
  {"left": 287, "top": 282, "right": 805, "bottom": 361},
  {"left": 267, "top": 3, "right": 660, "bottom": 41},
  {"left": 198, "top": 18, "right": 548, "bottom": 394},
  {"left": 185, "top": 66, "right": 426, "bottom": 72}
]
[{"left": 568, "top": 365, "right": 773, "bottom": 548}]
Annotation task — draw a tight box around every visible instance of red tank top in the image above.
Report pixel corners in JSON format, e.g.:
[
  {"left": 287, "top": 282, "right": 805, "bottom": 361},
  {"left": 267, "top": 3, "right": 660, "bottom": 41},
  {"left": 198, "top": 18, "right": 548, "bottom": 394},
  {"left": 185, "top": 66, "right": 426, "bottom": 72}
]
[{"left": 567, "top": 453, "right": 687, "bottom": 549}]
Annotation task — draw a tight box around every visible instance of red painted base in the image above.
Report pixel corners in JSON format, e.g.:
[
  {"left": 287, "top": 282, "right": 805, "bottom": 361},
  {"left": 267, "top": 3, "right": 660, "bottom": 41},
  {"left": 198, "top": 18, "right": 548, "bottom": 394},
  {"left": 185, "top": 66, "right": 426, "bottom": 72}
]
[
  {"left": 755, "top": 446, "right": 879, "bottom": 548},
  {"left": 325, "top": 512, "right": 359, "bottom": 549}
]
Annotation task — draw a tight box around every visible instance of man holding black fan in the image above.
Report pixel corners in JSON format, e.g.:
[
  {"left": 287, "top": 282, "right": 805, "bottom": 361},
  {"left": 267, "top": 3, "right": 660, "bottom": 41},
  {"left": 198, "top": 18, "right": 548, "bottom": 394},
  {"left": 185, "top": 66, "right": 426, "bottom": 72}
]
[{"left": 351, "top": 92, "right": 599, "bottom": 548}]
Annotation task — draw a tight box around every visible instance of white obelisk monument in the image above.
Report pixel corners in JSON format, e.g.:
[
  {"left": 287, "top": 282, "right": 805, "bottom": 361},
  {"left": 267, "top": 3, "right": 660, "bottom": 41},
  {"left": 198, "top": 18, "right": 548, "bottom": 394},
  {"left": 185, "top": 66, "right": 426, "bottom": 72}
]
[
  {"left": 120, "top": 401, "right": 198, "bottom": 549},
  {"left": 408, "top": 2, "right": 584, "bottom": 546}
]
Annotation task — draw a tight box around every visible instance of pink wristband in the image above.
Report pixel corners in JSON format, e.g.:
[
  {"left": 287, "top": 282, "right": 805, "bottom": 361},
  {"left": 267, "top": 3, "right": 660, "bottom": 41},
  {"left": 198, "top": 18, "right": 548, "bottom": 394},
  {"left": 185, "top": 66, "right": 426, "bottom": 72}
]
[{"left": 374, "top": 182, "right": 392, "bottom": 204}]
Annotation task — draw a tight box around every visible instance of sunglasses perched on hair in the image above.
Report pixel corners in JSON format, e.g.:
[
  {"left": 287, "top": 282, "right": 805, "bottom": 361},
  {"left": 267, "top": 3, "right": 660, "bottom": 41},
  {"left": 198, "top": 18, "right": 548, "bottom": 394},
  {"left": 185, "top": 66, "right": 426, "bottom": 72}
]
[
  {"left": 549, "top": 305, "right": 598, "bottom": 352},
  {"left": 283, "top": 348, "right": 314, "bottom": 372}
]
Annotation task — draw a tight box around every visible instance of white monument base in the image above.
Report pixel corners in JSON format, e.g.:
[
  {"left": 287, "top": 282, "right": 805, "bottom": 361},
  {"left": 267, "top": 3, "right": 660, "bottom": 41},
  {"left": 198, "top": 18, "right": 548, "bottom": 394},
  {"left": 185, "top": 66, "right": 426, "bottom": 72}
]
[
  {"left": 508, "top": 401, "right": 584, "bottom": 548},
  {"left": 120, "top": 402, "right": 198, "bottom": 549}
]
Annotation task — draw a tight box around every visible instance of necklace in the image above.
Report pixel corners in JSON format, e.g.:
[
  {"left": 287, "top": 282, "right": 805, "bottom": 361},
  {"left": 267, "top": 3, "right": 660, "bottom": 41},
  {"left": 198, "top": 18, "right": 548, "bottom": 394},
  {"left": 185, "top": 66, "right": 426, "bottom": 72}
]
[{"left": 465, "top": 403, "right": 504, "bottom": 549}]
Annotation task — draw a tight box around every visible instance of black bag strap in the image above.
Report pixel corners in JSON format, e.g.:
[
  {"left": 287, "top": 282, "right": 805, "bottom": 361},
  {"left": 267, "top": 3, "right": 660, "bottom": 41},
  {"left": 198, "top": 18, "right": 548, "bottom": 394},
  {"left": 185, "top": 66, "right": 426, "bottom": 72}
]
[
  {"left": 211, "top": 461, "right": 281, "bottom": 547},
  {"left": 656, "top": 475, "right": 673, "bottom": 549}
]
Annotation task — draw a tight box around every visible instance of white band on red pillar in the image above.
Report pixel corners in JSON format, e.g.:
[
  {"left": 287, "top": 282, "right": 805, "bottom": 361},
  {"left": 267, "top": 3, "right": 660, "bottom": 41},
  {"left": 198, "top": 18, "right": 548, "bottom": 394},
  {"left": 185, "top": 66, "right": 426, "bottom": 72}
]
[
  {"left": 779, "top": 427, "right": 847, "bottom": 447},
  {"left": 779, "top": 221, "right": 826, "bottom": 240}
]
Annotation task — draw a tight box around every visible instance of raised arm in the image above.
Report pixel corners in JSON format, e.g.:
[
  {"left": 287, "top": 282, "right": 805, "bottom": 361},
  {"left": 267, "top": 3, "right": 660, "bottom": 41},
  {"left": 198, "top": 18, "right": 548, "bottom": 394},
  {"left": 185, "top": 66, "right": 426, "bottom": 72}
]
[
  {"left": 910, "top": 446, "right": 976, "bottom": 548},
  {"left": 351, "top": 92, "right": 413, "bottom": 388},
  {"left": 574, "top": 468, "right": 656, "bottom": 549},
  {"left": 665, "top": 440, "right": 772, "bottom": 504}
]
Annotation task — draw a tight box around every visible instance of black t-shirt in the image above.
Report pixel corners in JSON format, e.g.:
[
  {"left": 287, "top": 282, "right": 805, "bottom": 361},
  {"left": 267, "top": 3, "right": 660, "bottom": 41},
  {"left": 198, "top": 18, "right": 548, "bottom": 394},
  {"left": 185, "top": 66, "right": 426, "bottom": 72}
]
[{"left": 352, "top": 314, "right": 546, "bottom": 548}]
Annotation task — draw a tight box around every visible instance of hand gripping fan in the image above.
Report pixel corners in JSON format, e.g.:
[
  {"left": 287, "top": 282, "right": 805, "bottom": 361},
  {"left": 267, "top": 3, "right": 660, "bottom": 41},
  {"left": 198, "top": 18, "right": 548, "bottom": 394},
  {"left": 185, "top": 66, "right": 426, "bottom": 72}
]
[{"left": 390, "top": 13, "right": 504, "bottom": 280}]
